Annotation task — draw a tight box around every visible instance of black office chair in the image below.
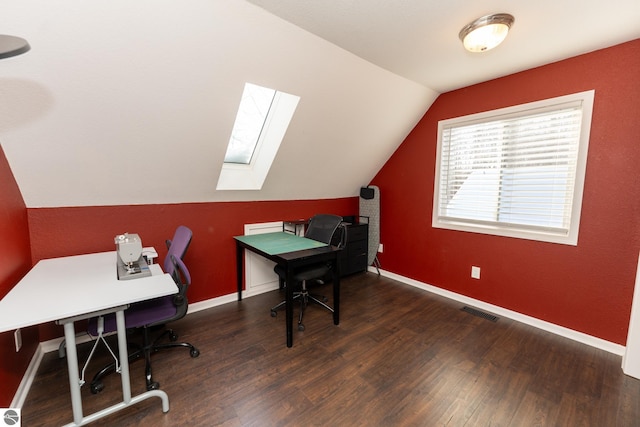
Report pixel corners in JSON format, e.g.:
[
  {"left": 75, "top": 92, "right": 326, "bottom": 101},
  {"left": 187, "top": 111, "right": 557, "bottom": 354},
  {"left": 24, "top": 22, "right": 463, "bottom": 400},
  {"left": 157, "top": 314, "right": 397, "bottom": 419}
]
[
  {"left": 270, "top": 214, "right": 345, "bottom": 331},
  {"left": 86, "top": 225, "right": 199, "bottom": 393}
]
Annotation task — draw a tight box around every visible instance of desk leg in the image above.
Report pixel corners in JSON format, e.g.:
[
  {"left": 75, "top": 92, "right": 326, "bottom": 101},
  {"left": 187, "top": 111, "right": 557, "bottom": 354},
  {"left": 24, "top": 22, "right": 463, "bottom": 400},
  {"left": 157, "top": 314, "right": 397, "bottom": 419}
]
[
  {"left": 236, "top": 243, "right": 243, "bottom": 301},
  {"left": 116, "top": 310, "right": 132, "bottom": 403},
  {"left": 59, "top": 309, "right": 169, "bottom": 426},
  {"left": 112, "top": 310, "right": 170, "bottom": 419},
  {"left": 63, "top": 322, "right": 84, "bottom": 425},
  {"left": 333, "top": 256, "right": 340, "bottom": 325},
  {"left": 285, "top": 266, "right": 293, "bottom": 348}
]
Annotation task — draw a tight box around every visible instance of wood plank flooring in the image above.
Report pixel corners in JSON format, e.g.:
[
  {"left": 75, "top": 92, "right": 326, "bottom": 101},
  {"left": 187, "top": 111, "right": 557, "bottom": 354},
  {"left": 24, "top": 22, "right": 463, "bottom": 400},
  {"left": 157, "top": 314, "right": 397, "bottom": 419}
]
[{"left": 21, "top": 273, "right": 640, "bottom": 426}]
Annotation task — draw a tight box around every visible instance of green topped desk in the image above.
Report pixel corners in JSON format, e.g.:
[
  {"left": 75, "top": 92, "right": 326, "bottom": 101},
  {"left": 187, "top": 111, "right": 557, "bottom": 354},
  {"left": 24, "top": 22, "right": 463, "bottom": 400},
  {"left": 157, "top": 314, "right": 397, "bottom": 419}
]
[{"left": 234, "top": 232, "right": 342, "bottom": 347}]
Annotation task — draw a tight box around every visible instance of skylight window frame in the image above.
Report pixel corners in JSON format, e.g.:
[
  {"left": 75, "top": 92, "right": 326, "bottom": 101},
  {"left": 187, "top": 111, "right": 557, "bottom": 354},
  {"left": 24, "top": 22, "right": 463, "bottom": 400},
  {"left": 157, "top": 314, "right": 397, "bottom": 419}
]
[
  {"left": 223, "top": 83, "right": 277, "bottom": 165},
  {"left": 217, "top": 84, "right": 300, "bottom": 191}
]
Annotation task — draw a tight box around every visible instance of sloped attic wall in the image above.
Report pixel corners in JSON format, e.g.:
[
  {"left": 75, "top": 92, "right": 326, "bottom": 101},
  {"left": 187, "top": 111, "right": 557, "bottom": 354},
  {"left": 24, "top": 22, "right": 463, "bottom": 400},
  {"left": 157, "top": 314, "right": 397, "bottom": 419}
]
[
  {"left": 371, "top": 40, "right": 640, "bottom": 345},
  {"left": 0, "top": 0, "right": 436, "bottom": 208},
  {"left": 0, "top": 146, "right": 36, "bottom": 407}
]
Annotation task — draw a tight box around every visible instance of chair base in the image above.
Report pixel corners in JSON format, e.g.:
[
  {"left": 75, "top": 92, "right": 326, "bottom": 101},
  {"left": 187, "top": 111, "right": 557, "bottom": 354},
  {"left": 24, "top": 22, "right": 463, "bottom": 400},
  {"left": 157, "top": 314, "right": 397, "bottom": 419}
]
[
  {"left": 90, "top": 326, "right": 199, "bottom": 393},
  {"left": 270, "top": 285, "right": 334, "bottom": 331}
]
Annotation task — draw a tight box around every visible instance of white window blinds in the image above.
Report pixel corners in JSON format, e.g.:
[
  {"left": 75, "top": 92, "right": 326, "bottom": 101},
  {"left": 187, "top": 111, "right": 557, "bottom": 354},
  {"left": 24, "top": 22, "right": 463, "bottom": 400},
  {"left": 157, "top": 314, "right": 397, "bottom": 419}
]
[{"left": 433, "top": 91, "right": 594, "bottom": 245}]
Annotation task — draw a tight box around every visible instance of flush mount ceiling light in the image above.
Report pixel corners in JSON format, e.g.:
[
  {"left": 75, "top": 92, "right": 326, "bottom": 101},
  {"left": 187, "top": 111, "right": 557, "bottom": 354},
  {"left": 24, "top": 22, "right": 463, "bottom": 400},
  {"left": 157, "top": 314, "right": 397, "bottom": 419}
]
[
  {"left": 459, "top": 13, "right": 514, "bottom": 53},
  {"left": 0, "top": 35, "right": 30, "bottom": 60}
]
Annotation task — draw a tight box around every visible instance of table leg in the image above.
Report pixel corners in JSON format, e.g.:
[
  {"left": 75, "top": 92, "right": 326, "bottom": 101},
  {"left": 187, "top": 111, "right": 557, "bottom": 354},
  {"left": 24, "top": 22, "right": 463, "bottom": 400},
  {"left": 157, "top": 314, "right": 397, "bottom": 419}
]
[
  {"left": 60, "top": 308, "right": 170, "bottom": 426},
  {"left": 332, "top": 256, "right": 340, "bottom": 325},
  {"left": 115, "top": 310, "right": 132, "bottom": 403},
  {"left": 285, "top": 266, "right": 293, "bottom": 347},
  {"left": 63, "top": 322, "right": 84, "bottom": 425},
  {"left": 236, "top": 242, "right": 243, "bottom": 301}
]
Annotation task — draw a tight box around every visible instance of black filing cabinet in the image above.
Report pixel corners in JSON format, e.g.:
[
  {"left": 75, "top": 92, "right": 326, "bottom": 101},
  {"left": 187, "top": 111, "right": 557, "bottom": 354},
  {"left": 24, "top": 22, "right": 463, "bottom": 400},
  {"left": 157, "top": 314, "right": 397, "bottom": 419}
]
[{"left": 333, "top": 223, "right": 368, "bottom": 276}]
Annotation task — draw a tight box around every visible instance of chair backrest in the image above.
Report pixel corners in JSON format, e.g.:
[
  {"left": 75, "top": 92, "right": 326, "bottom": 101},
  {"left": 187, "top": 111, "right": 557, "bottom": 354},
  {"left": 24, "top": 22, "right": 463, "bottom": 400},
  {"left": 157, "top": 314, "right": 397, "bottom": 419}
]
[
  {"left": 304, "top": 214, "right": 343, "bottom": 245},
  {"left": 164, "top": 225, "right": 192, "bottom": 276},
  {"left": 168, "top": 254, "right": 192, "bottom": 319}
]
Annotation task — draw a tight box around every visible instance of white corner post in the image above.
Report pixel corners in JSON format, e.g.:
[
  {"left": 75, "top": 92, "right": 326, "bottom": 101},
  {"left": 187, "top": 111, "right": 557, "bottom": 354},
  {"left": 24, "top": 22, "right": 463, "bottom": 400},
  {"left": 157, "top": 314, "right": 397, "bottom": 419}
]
[{"left": 622, "top": 251, "right": 640, "bottom": 378}]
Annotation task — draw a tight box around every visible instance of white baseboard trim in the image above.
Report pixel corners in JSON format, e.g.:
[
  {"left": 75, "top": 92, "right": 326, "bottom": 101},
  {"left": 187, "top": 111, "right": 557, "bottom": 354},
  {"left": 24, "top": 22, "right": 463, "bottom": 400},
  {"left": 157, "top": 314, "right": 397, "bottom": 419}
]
[
  {"left": 187, "top": 293, "right": 240, "bottom": 314},
  {"left": 11, "top": 344, "right": 43, "bottom": 408},
  {"left": 40, "top": 332, "right": 95, "bottom": 355},
  {"left": 370, "top": 266, "right": 625, "bottom": 356},
  {"left": 17, "top": 270, "right": 624, "bottom": 407}
]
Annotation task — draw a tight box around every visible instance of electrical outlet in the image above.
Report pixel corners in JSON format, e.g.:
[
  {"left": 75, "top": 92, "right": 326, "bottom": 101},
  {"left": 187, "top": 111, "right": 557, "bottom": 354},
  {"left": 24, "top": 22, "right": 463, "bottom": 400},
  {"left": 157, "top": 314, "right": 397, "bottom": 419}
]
[
  {"left": 471, "top": 266, "right": 481, "bottom": 280},
  {"left": 378, "top": 243, "right": 384, "bottom": 253},
  {"left": 14, "top": 328, "right": 22, "bottom": 352}
]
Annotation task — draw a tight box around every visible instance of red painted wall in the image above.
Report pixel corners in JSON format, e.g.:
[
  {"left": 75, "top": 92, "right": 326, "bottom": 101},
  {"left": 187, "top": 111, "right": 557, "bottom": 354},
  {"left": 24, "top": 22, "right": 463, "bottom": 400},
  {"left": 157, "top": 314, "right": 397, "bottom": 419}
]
[
  {"left": 0, "top": 146, "right": 38, "bottom": 407},
  {"left": 28, "top": 198, "right": 358, "bottom": 341},
  {"left": 5, "top": 39, "right": 639, "bottom": 404},
  {"left": 371, "top": 39, "right": 640, "bottom": 345}
]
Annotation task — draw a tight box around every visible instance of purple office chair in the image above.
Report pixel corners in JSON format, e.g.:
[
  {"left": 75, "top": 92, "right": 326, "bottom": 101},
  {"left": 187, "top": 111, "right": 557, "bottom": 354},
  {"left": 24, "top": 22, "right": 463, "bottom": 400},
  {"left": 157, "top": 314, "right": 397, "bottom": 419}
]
[
  {"left": 163, "top": 225, "right": 192, "bottom": 277},
  {"left": 87, "top": 226, "right": 199, "bottom": 393},
  {"left": 270, "top": 214, "right": 345, "bottom": 331}
]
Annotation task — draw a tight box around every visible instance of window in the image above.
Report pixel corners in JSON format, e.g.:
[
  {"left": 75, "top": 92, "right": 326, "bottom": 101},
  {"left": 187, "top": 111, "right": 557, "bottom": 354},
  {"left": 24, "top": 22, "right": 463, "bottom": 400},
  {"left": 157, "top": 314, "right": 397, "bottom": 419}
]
[
  {"left": 433, "top": 90, "right": 594, "bottom": 245},
  {"left": 217, "top": 83, "right": 300, "bottom": 190},
  {"left": 223, "top": 83, "right": 276, "bottom": 165}
]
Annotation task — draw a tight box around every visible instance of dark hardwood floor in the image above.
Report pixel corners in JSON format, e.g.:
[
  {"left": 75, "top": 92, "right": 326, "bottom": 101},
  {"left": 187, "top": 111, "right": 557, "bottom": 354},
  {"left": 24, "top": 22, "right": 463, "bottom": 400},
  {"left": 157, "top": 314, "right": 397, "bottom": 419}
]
[{"left": 21, "top": 273, "right": 640, "bottom": 426}]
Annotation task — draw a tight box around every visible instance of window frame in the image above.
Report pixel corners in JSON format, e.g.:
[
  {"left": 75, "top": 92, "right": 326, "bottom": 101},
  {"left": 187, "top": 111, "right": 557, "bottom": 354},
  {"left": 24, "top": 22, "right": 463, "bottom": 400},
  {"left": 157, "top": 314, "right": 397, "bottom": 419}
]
[
  {"left": 216, "top": 84, "right": 300, "bottom": 191},
  {"left": 223, "top": 83, "right": 277, "bottom": 165},
  {"left": 432, "top": 90, "right": 595, "bottom": 245}
]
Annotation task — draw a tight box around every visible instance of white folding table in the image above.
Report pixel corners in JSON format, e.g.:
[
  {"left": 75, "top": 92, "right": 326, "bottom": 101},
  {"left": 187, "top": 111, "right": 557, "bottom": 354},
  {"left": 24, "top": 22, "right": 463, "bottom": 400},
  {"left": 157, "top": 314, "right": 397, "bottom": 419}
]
[{"left": 0, "top": 250, "right": 178, "bottom": 426}]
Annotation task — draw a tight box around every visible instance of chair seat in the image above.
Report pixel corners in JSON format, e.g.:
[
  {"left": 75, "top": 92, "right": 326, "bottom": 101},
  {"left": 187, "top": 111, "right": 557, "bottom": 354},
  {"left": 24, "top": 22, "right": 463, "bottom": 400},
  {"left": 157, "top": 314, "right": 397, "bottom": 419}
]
[
  {"left": 87, "top": 296, "right": 177, "bottom": 336},
  {"left": 274, "top": 263, "right": 330, "bottom": 283}
]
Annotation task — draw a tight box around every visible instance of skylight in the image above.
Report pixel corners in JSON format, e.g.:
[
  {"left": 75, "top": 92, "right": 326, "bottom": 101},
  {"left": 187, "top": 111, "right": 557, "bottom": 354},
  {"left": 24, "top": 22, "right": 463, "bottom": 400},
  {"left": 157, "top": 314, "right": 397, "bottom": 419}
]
[
  {"left": 217, "top": 83, "right": 300, "bottom": 191},
  {"left": 223, "top": 83, "right": 276, "bottom": 165}
]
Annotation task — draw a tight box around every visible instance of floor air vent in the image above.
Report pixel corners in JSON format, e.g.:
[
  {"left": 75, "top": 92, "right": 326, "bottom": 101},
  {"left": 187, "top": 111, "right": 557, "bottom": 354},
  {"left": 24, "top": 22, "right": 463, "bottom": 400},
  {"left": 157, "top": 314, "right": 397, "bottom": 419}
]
[{"left": 461, "top": 306, "right": 499, "bottom": 322}]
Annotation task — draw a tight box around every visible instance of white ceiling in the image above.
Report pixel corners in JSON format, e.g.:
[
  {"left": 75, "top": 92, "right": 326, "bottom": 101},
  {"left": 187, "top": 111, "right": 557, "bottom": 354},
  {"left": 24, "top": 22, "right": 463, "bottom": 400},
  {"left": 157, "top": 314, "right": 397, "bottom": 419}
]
[
  {"left": 247, "top": 0, "right": 640, "bottom": 92},
  {"left": 0, "top": 1, "right": 639, "bottom": 208}
]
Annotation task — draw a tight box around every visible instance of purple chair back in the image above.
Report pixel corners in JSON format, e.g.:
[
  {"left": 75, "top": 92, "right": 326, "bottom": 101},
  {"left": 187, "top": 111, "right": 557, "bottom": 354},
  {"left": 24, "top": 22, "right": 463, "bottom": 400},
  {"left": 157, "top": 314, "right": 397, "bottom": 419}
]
[
  {"left": 169, "top": 254, "right": 192, "bottom": 298},
  {"left": 163, "top": 225, "right": 192, "bottom": 276}
]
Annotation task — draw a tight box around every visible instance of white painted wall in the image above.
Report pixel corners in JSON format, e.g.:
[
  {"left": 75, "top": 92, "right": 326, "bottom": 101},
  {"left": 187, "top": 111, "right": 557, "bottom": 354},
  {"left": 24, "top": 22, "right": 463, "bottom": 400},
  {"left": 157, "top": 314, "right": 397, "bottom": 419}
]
[
  {"left": 242, "top": 221, "right": 283, "bottom": 298},
  {"left": 0, "top": 0, "right": 436, "bottom": 208}
]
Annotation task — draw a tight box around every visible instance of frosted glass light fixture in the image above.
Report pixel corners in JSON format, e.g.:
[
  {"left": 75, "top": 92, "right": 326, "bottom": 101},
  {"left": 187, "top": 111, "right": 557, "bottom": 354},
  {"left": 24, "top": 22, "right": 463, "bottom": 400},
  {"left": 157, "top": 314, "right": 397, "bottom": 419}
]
[
  {"left": 459, "top": 13, "right": 514, "bottom": 53},
  {"left": 0, "top": 35, "right": 30, "bottom": 59}
]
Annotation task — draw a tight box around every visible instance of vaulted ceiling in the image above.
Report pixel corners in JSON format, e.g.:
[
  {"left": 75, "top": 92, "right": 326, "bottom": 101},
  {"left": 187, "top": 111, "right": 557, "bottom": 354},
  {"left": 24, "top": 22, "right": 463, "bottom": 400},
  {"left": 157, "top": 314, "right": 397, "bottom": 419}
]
[
  {"left": 0, "top": 1, "right": 639, "bottom": 208},
  {"left": 247, "top": 0, "right": 640, "bottom": 92}
]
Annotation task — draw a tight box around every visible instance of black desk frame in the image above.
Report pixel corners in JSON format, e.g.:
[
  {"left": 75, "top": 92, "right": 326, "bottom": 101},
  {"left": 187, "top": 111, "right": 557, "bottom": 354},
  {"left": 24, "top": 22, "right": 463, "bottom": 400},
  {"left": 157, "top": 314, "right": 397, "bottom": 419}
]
[{"left": 235, "top": 240, "right": 341, "bottom": 347}]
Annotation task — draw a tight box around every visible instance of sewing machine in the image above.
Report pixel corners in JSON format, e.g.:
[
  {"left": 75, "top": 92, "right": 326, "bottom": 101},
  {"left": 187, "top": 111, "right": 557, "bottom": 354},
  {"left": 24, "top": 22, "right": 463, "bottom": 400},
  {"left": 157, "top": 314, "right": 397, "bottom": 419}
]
[{"left": 115, "top": 233, "right": 151, "bottom": 280}]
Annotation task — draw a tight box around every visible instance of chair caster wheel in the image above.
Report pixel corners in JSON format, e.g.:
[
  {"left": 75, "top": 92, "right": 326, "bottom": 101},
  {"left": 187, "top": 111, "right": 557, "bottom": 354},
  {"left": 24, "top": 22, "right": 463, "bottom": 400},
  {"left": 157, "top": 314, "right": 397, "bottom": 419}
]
[
  {"left": 90, "top": 382, "right": 104, "bottom": 394},
  {"left": 190, "top": 348, "right": 200, "bottom": 358},
  {"left": 270, "top": 310, "right": 277, "bottom": 317},
  {"left": 147, "top": 381, "right": 160, "bottom": 391},
  {"left": 298, "top": 324, "right": 305, "bottom": 331}
]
